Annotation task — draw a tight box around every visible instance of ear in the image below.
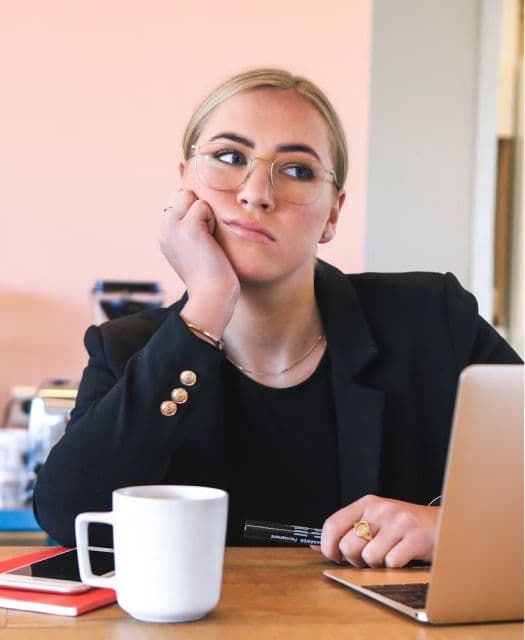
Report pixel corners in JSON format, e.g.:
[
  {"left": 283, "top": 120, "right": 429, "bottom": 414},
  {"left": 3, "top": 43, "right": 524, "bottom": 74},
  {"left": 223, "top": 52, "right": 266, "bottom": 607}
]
[
  {"left": 319, "top": 189, "right": 345, "bottom": 243},
  {"left": 178, "top": 161, "right": 185, "bottom": 179}
]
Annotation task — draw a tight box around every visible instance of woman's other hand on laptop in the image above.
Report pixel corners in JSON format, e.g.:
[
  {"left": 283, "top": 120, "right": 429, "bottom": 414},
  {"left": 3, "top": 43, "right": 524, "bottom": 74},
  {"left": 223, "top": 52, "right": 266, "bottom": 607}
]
[{"left": 319, "top": 495, "right": 440, "bottom": 568}]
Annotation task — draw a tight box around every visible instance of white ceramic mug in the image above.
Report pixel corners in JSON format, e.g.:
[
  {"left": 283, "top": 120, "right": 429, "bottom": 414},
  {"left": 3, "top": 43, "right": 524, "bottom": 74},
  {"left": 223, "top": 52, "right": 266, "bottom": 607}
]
[{"left": 75, "top": 485, "right": 228, "bottom": 622}]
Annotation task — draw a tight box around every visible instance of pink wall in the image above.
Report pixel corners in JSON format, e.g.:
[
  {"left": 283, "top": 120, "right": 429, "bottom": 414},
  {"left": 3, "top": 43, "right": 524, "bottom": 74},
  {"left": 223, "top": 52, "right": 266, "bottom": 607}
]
[{"left": 0, "top": 1, "right": 372, "bottom": 410}]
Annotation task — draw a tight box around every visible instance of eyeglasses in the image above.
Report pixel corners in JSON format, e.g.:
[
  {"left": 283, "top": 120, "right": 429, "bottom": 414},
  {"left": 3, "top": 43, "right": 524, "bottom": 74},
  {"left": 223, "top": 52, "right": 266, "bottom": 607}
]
[{"left": 190, "top": 142, "right": 338, "bottom": 205}]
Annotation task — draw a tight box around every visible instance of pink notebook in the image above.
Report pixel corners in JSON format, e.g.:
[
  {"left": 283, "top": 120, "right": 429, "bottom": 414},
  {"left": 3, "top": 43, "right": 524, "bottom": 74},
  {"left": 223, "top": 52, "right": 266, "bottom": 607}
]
[{"left": 0, "top": 548, "right": 116, "bottom": 616}]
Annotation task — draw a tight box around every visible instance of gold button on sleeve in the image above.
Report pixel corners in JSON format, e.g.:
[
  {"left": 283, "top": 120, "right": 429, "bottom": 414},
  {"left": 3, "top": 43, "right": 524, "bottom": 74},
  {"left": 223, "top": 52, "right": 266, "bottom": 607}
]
[
  {"left": 171, "top": 388, "right": 189, "bottom": 404},
  {"left": 179, "top": 370, "right": 197, "bottom": 386},
  {"left": 160, "top": 400, "right": 178, "bottom": 416}
]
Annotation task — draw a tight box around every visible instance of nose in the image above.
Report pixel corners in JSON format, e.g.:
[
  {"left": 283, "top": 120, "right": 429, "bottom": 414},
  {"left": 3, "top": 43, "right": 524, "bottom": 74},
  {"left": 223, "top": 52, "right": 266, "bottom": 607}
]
[{"left": 236, "top": 158, "right": 275, "bottom": 212}]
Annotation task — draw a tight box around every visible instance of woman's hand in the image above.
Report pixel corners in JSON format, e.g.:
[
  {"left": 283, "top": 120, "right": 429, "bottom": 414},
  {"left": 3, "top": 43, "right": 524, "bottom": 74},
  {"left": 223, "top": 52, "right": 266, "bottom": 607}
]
[
  {"left": 320, "top": 495, "right": 440, "bottom": 568},
  {"left": 160, "top": 189, "right": 240, "bottom": 337}
]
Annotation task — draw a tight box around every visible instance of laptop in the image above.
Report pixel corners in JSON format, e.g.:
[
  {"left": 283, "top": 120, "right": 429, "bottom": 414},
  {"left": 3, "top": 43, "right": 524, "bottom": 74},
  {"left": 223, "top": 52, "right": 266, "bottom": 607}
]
[{"left": 324, "top": 364, "right": 524, "bottom": 624}]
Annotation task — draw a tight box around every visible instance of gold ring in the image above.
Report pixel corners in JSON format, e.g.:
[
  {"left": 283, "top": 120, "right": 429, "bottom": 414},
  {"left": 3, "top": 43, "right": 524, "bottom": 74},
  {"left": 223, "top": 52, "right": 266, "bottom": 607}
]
[{"left": 353, "top": 520, "right": 374, "bottom": 542}]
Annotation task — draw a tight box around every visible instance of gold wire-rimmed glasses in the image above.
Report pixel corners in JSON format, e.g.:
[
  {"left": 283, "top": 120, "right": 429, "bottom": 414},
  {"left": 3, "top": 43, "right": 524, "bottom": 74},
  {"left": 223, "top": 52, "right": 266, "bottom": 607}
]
[{"left": 190, "top": 142, "right": 338, "bottom": 205}]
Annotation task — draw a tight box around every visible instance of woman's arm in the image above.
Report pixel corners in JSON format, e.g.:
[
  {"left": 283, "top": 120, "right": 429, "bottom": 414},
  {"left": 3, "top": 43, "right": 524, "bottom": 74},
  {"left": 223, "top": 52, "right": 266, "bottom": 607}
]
[
  {"left": 35, "top": 189, "right": 243, "bottom": 547},
  {"left": 33, "top": 309, "right": 225, "bottom": 547},
  {"left": 318, "top": 272, "right": 521, "bottom": 567},
  {"left": 443, "top": 272, "right": 522, "bottom": 366}
]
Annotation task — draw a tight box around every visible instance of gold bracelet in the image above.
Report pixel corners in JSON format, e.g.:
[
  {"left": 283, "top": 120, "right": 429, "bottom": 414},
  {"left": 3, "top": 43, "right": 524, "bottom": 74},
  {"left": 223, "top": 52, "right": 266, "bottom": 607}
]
[{"left": 183, "top": 320, "right": 224, "bottom": 351}]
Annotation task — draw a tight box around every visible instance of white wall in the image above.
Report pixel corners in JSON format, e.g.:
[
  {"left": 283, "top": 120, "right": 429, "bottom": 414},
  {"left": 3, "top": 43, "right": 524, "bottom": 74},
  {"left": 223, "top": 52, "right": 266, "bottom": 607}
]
[
  {"left": 364, "top": 0, "right": 482, "bottom": 289},
  {"left": 364, "top": 0, "right": 523, "bottom": 355},
  {"left": 508, "top": 59, "right": 523, "bottom": 356}
]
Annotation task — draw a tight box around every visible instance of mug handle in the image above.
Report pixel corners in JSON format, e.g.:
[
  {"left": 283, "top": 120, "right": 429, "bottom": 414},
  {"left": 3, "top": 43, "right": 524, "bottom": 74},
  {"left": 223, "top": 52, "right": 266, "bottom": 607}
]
[{"left": 75, "top": 511, "right": 117, "bottom": 590}]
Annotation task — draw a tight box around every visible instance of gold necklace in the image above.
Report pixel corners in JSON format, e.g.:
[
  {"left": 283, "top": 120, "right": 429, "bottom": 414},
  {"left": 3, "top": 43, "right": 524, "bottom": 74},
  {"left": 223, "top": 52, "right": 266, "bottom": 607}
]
[{"left": 225, "top": 334, "right": 325, "bottom": 377}]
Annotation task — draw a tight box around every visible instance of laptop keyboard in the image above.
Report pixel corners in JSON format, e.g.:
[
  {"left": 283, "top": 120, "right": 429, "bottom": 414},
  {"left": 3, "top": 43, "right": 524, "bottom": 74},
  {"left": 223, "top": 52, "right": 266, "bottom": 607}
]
[{"left": 366, "top": 583, "right": 429, "bottom": 609}]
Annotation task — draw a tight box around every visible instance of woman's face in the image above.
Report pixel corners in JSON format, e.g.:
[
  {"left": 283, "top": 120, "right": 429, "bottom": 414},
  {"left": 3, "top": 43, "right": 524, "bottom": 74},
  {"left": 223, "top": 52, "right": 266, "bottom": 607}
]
[{"left": 180, "top": 89, "right": 345, "bottom": 287}]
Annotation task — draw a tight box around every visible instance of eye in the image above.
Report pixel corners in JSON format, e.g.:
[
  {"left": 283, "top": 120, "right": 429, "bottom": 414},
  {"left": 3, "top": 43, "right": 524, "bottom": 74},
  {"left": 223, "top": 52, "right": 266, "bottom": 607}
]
[
  {"left": 280, "top": 163, "right": 315, "bottom": 181},
  {"left": 214, "top": 149, "right": 247, "bottom": 166}
]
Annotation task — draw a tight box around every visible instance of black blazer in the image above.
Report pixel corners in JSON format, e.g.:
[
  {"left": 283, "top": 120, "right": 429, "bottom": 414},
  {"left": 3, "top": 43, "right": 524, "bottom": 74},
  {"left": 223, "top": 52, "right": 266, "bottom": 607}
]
[{"left": 33, "top": 262, "right": 521, "bottom": 546}]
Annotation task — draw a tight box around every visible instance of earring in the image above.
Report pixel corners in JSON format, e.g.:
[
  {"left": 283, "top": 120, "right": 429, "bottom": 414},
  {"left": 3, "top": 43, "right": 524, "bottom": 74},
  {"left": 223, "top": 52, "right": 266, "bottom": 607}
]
[{"left": 322, "top": 231, "right": 330, "bottom": 240}]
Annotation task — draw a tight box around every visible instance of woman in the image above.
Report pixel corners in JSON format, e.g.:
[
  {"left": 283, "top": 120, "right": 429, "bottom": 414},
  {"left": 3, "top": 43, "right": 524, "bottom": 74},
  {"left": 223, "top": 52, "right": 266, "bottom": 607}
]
[{"left": 33, "top": 68, "right": 520, "bottom": 568}]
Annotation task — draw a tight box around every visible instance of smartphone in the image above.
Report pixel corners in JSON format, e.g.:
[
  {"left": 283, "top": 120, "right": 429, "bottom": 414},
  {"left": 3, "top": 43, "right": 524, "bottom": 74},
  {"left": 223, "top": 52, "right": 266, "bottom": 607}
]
[{"left": 0, "top": 547, "right": 114, "bottom": 594}]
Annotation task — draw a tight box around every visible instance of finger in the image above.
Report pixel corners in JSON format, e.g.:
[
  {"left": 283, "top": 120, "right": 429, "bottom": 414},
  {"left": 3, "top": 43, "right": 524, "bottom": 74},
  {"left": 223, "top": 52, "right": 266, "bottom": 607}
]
[
  {"left": 184, "top": 198, "right": 216, "bottom": 233},
  {"left": 337, "top": 530, "right": 369, "bottom": 568},
  {"left": 360, "top": 526, "right": 403, "bottom": 568},
  {"left": 384, "top": 535, "right": 419, "bottom": 568},
  {"left": 385, "top": 528, "right": 433, "bottom": 568},
  {"left": 198, "top": 200, "right": 216, "bottom": 234},
  {"left": 321, "top": 497, "right": 369, "bottom": 562},
  {"left": 162, "top": 190, "right": 179, "bottom": 214},
  {"left": 163, "top": 189, "right": 197, "bottom": 220}
]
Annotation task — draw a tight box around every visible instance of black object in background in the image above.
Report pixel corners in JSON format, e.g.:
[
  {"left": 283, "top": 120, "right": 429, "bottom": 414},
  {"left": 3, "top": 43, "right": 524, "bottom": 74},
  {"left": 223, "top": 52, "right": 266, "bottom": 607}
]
[{"left": 91, "top": 280, "right": 164, "bottom": 324}]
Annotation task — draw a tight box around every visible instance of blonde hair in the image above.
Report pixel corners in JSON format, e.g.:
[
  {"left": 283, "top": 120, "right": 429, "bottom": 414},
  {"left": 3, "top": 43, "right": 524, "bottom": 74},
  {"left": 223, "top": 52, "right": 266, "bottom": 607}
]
[{"left": 182, "top": 68, "right": 348, "bottom": 188}]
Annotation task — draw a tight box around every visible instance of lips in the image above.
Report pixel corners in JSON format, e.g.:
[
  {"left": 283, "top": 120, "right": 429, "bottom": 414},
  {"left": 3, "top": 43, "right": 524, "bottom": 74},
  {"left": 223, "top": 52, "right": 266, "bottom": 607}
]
[{"left": 222, "top": 219, "right": 276, "bottom": 243}]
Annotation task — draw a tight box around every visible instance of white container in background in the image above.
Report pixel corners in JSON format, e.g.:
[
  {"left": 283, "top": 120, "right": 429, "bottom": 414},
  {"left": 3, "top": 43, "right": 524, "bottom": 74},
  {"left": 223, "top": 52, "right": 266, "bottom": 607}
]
[{"left": 0, "top": 428, "right": 31, "bottom": 509}]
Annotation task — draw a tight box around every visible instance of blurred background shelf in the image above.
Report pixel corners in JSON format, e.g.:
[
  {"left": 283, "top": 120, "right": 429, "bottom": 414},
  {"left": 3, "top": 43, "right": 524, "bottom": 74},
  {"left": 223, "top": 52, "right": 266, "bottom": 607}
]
[{"left": 0, "top": 509, "right": 47, "bottom": 546}]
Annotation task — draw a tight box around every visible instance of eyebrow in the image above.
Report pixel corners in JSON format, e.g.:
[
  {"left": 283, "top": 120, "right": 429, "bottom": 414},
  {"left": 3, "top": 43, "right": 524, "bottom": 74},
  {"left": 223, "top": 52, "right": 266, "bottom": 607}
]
[
  {"left": 208, "top": 132, "right": 322, "bottom": 162},
  {"left": 209, "top": 132, "right": 254, "bottom": 147}
]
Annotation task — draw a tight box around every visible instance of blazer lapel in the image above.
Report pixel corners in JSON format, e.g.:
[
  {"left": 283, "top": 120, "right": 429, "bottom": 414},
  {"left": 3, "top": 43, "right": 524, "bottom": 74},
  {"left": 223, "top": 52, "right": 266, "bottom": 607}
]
[{"left": 315, "top": 262, "right": 385, "bottom": 505}]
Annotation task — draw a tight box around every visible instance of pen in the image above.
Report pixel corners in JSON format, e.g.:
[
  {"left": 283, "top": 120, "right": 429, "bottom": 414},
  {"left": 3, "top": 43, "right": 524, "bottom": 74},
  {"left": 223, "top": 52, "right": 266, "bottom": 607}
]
[
  {"left": 244, "top": 520, "right": 431, "bottom": 567},
  {"left": 244, "top": 520, "right": 322, "bottom": 546}
]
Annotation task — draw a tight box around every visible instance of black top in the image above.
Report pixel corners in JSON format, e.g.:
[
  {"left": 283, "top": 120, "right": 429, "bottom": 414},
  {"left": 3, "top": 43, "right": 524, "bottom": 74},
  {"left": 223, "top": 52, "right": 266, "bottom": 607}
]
[
  {"left": 32, "top": 262, "right": 522, "bottom": 548},
  {"left": 223, "top": 351, "right": 340, "bottom": 544}
]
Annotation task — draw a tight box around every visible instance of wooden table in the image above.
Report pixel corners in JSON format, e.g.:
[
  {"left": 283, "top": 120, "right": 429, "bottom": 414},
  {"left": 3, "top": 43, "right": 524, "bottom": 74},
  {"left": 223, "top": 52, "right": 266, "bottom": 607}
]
[{"left": 0, "top": 546, "right": 522, "bottom": 639}]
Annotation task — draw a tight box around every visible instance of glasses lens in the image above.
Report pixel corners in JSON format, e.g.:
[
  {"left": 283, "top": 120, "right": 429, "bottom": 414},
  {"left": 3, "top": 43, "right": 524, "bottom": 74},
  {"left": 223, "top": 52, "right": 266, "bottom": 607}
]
[
  {"left": 195, "top": 142, "right": 249, "bottom": 191},
  {"left": 193, "top": 142, "right": 330, "bottom": 204},
  {"left": 272, "top": 155, "right": 326, "bottom": 204}
]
